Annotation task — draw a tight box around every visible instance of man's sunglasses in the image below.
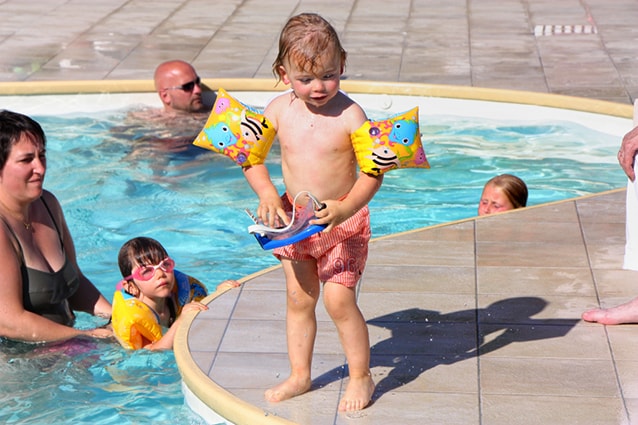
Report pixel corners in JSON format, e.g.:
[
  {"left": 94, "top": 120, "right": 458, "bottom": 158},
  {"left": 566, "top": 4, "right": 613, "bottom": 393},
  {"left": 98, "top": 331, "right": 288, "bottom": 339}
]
[{"left": 165, "top": 76, "right": 201, "bottom": 92}]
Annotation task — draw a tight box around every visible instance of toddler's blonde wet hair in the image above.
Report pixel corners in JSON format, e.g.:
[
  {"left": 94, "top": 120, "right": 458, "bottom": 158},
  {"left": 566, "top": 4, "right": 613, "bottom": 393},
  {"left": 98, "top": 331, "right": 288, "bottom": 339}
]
[{"left": 272, "top": 13, "right": 346, "bottom": 82}]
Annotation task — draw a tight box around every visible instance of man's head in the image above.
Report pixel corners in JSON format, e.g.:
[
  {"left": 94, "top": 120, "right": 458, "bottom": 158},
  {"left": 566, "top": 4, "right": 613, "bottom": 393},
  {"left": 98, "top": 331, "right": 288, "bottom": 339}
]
[{"left": 154, "top": 60, "right": 205, "bottom": 114}]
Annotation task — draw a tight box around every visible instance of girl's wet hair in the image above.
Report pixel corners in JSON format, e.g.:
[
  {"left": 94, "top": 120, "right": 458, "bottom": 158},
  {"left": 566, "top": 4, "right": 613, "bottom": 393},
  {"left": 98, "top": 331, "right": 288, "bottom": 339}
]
[
  {"left": 272, "top": 13, "right": 347, "bottom": 82},
  {"left": 486, "top": 174, "right": 528, "bottom": 209},
  {"left": 0, "top": 110, "right": 46, "bottom": 170},
  {"left": 118, "top": 237, "right": 169, "bottom": 278}
]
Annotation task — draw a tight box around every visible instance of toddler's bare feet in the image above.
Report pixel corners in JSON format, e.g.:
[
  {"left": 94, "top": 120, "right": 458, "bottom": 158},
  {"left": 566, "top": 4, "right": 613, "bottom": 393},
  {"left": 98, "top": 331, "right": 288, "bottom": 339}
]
[
  {"left": 582, "top": 297, "right": 638, "bottom": 325},
  {"left": 265, "top": 376, "right": 312, "bottom": 403},
  {"left": 338, "top": 375, "right": 375, "bottom": 412}
]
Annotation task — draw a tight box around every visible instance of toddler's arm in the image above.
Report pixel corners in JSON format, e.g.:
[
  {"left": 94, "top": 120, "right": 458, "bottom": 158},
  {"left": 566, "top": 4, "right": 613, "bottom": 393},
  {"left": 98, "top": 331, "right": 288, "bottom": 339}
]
[
  {"left": 313, "top": 172, "right": 383, "bottom": 232},
  {"left": 243, "top": 164, "right": 289, "bottom": 227}
]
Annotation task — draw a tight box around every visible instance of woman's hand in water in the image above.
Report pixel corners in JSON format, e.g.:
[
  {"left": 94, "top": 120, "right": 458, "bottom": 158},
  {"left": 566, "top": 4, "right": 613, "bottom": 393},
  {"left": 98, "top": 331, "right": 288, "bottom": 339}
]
[{"left": 84, "top": 327, "right": 114, "bottom": 339}]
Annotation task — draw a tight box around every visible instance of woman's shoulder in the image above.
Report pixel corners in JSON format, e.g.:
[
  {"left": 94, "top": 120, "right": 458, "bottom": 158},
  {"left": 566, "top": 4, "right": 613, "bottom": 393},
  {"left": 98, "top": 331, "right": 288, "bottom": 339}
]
[
  {"left": 37, "top": 190, "right": 66, "bottom": 226},
  {"left": 39, "top": 189, "right": 61, "bottom": 210}
]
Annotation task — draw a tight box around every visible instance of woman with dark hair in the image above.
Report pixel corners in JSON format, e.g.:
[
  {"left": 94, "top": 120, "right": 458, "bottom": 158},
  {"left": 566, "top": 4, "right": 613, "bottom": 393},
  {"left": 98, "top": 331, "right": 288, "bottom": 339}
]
[{"left": 0, "top": 110, "right": 112, "bottom": 343}]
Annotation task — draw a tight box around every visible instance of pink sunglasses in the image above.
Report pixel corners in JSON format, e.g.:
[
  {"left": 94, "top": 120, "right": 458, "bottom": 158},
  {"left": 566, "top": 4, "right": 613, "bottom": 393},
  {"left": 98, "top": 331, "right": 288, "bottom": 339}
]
[{"left": 125, "top": 257, "right": 175, "bottom": 281}]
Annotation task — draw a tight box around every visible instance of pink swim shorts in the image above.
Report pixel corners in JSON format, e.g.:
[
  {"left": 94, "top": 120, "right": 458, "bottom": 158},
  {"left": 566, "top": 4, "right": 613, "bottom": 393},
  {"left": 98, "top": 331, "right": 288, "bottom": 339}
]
[{"left": 273, "top": 197, "right": 371, "bottom": 287}]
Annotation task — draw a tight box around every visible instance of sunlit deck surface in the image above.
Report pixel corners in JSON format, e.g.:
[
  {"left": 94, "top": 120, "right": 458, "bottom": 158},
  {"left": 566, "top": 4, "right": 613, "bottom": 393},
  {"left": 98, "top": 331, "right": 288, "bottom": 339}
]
[
  {"left": 185, "top": 189, "right": 637, "bottom": 425},
  {"left": 1, "top": 0, "right": 637, "bottom": 424}
]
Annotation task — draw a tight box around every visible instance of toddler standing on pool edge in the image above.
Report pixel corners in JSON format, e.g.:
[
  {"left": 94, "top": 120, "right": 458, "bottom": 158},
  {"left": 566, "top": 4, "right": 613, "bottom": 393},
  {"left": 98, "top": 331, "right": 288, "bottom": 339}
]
[
  {"left": 242, "top": 13, "right": 381, "bottom": 411},
  {"left": 111, "top": 237, "right": 239, "bottom": 350}
]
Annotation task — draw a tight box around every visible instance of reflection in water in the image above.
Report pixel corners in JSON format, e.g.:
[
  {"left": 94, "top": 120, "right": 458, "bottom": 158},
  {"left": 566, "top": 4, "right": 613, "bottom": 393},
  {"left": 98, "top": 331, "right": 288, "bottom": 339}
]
[{"left": 0, "top": 331, "right": 205, "bottom": 424}]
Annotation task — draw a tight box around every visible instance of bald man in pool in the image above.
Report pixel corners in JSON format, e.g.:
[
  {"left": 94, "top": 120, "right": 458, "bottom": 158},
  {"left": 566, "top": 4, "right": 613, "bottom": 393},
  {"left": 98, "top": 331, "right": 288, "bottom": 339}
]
[
  {"left": 114, "top": 60, "right": 213, "bottom": 153},
  {"left": 154, "top": 60, "right": 211, "bottom": 114}
]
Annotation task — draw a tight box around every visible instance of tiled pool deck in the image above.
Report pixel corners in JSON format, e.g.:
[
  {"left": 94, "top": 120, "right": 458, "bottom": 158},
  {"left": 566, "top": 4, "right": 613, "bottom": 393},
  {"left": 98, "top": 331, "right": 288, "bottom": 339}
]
[
  {"left": 181, "top": 189, "right": 638, "bottom": 425},
  {"left": 1, "top": 1, "right": 637, "bottom": 424}
]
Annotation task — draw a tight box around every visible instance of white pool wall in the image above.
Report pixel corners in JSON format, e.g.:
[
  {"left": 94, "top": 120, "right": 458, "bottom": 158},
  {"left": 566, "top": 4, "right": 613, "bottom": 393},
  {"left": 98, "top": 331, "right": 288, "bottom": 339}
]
[{"left": 1, "top": 92, "right": 632, "bottom": 141}]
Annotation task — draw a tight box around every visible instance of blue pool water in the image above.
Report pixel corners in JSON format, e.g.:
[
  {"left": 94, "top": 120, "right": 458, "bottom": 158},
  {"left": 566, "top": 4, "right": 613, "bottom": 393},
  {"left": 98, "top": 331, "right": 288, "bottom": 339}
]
[{"left": 0, "top": 93, "right": 630, "bottom": 424}]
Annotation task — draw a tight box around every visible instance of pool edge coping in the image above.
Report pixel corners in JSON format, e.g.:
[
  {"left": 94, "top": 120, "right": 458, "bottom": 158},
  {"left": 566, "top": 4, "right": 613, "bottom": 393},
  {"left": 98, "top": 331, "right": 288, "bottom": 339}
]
[{"left": 0, "top": 78, "right": 632, "bottom": 119}]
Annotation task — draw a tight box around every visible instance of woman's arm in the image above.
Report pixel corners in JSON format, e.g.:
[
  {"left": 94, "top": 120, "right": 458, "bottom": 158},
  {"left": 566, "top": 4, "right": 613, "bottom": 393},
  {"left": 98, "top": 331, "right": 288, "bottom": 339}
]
[
  {"left": 43, "top": 191, "right": 112, "bottom": 318},
  {"left": 619, "top": 125, "right": 638, "bottom": 181}
]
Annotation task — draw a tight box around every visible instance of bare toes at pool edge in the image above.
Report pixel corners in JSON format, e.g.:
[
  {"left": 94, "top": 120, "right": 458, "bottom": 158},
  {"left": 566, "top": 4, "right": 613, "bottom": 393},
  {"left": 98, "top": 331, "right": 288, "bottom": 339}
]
[
  {"left": 264, "top": 376, "right": 312, "bottom": 403},
  {"left": 338, "top": 376, "right": 375, "bottom": 412}
]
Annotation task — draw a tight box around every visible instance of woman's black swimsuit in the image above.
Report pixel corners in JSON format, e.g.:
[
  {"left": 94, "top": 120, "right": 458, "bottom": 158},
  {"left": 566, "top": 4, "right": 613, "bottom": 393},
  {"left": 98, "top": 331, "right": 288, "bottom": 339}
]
[{"left": 1, "top": 197, "right": 79, "bottom": 326}]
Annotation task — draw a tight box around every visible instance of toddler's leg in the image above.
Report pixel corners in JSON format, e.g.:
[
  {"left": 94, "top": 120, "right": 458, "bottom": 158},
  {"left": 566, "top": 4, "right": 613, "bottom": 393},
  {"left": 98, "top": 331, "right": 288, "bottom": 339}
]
[
  {"left": 323, "top": 282, "right": 375, "bottom": 412},
  {"left": 265, "top": 258, "right": 320, "bottom": 403}
]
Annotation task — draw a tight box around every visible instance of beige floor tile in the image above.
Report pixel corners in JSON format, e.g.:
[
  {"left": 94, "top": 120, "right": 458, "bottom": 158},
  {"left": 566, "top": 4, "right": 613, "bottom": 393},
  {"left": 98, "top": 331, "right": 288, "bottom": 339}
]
[
  {"left": 387, "top": 221, "right": 475, "bottom": 242},
  {"left": 477, "top": 294, "right": 596, "bottom": 323},
  {"left": 480, "top": 357, "right": 620, "bottom": 397},
  {"left": 478, "top": 266, "right": 596, "bottom": 296},
  {"left": 368, "top": 321, "right": 477, "bottom": 356},
  {"left": 220, "top": 319, "right": 342, "bottom": 355},
  {"left": 477, "top": 241, "right": 589, "bottom": 268},
  {"left": 478, "top": 322, "right": 610, "bottom": 359},
  {"left": 362, "top": 264, "right": 475, "bottom": 294},
  {"left": 335, "top": 392, "right": 480, "bottom": 425},
  {"left": 230, "top": 289, "right": 289, "bottom": 321},
  {"left": 607, "top": 327, "right": 638, "bottom": 361},
  {"left": 616, "top": 360, "right": 638, "bottom": 398},
  {"left": 589, "top": 243, "right": 629, "bottom": 269},
  {"left": 488, "top": 201, "right": 579, "bottom": 223},
  {"left": 231, "top": 387, "right": 342, "bottom": 425},
  {"left": 370, "top": 353, "right": 479, "bottom": 394},
  {"left": 368, "top": 239, "right": 475, "bottom": 267},
  {"left": 211, "top": 352, "right": 345, "bottom": 392},
  {"left": 481, "top": 394, "right": 628, "bottom": 425},
  {"left": 626, "top": 398, "right": 638, "bottom": 425},
  {"left": 187, "top": 318, "right": 229, "bottom": 352},
  {"left": 592, "top": 269, "right": 638, "bottom": 297},
  {"left": 476, "top": 220, "right": 584, "bottom": 243},
  {"left": 361, "top": 292, "right": 478, "bottom": 324}
]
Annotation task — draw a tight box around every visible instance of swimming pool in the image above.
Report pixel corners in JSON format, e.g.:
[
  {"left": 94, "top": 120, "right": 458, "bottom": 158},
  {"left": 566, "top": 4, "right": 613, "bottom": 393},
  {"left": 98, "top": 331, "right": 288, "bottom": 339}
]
[{"left": 0, "top": 85, "right": 632, "bottom": 424}]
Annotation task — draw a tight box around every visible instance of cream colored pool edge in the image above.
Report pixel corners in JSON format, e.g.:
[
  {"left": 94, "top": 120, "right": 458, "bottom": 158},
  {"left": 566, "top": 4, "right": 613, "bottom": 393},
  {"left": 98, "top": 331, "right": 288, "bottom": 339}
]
[{"left": 2, "top": 79, "right": 632, "bottom": 425}]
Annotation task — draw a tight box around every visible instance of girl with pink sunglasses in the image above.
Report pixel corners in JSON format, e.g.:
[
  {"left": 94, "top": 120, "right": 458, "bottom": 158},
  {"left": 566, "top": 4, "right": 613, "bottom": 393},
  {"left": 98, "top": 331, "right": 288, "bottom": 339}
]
[{"left": 111, "top": 236, "right": 239, "bottom": 350}]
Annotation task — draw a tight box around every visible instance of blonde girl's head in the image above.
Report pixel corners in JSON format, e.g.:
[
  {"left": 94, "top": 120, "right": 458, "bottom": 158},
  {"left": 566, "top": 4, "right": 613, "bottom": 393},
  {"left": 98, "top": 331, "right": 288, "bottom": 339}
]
[{"left": 488, "top": 174, "right": 528, "bottom": 209}]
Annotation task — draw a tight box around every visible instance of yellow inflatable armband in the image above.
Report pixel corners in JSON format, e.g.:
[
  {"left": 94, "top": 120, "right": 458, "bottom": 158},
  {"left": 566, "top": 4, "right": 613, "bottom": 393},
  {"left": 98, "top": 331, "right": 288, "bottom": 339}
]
[
  {"left": 111, "top": 290, "right": 163, "bottom": 350},
  {"left": 174, "top": 270, "right": 208, "bottom": 315},
  {"left": 351, "top": 107, "right": 430, "bottom": 176},
  {"left": 193, "top": 88, "right": 276, "bottom": 167}
]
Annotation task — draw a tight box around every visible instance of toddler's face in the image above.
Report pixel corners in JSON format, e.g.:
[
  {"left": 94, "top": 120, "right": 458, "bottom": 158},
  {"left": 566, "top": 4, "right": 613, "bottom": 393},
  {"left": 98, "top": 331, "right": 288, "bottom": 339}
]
[{"left": 280, "top": 51, "right": 343, "bottom": 109}]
